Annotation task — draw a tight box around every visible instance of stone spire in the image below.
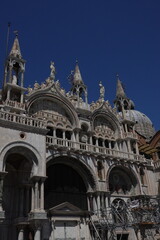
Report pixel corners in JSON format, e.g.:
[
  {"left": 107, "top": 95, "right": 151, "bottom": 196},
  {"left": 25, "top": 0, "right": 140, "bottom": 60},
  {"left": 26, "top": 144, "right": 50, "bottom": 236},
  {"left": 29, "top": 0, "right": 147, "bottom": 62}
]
[
  {"left": 2, "top": 33, "right": 26, "bottom": 112},
  {"left": 9, "top": 34, "right": 22, "bottom": 58},
  {"left": 114, "top": 74, "right": 135, "bottom": 112},
  {"left": 72, "top": 60, "right": 84, "bottom": 86},
  {"left": 116, "top": 75, "right": 126, "bottom": 99},
  {"left": 70, "top": 61, "right": 88, "bottom": 105}
]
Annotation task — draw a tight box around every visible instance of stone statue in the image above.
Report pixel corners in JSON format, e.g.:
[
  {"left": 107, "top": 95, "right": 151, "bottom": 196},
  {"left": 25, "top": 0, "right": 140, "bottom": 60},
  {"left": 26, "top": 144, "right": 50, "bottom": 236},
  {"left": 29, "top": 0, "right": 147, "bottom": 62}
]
[
  {"left": 99, "top": 81, "right": 105, "bottom": 100},
  {"left": 50, "top": 61, "right": 56, "bottom": 79},
  {"left": 45, "top": 77, "right": 52, "bottom": 86},
  {"left": 28, "top": 86, "right": 33, "bottom": 93},
  {"left": 41, "top": 82, "right": 46, "bottom": 89},
  {"left": 34, "top": 82, "right": 40, "bottom": 90},
  {"left": 12, "top": 75, "right": 17, "bottom": 85}
]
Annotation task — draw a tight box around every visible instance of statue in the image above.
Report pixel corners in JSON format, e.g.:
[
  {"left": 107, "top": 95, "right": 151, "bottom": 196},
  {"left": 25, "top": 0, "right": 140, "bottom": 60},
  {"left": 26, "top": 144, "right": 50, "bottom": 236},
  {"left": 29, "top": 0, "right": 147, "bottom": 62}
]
[
  {"left": 41, "top": 82, "right": 46, "bottom": 89},
  {"left": 50, "top": 61, "right": 56, "bottom": 80},
  {"left": 99, "top": 81, "right": 105, "bottom": 100},
  {"left": 12, "top": 75, "right": 17, "bottom": 85},
  {"left": 28, "top": 86, "right": 33, "bottom": 93},
  {"left": 34, "top": 82, "right": 40, "bottom": 90},
  {"left": 45, "top": 77, "right": 52, "bottom": 86}
]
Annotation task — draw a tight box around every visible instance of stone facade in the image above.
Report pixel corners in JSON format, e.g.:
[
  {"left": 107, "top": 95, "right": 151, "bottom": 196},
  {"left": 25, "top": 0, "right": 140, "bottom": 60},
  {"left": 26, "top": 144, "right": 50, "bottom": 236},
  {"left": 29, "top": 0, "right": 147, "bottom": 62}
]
[{"left": 0, "top": 36, "right": 159, "bottom": 240}]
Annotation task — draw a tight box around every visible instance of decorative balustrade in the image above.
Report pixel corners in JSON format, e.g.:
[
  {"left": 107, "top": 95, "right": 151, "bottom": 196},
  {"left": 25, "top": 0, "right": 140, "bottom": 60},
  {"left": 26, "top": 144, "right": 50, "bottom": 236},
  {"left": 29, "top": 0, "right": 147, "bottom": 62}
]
[
  {"left": 0, "top": 110, "right": 46, "bottom": 128},
  {"left": 4, "top": 100, "right": 25, "bottom": 109},
  {"left": 123, "top": 132, "right": 138, "bottom": 139},
  {"left": 46, "top": 136, "right": 145, "bottom": 162}
]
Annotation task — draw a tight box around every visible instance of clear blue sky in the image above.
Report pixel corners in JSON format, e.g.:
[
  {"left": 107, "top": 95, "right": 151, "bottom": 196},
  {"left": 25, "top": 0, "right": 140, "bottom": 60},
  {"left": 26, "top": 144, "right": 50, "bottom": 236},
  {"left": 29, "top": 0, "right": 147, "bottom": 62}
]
[{"left": 0, "top": 0, "right": 159, "bottom": 130}]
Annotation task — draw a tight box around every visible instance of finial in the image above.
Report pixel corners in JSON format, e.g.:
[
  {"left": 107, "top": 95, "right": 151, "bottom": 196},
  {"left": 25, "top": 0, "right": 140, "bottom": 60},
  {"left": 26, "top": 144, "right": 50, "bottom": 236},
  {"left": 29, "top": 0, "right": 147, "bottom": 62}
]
[{"left": 76, "top": 59, "right": 78, "bottom": 64}]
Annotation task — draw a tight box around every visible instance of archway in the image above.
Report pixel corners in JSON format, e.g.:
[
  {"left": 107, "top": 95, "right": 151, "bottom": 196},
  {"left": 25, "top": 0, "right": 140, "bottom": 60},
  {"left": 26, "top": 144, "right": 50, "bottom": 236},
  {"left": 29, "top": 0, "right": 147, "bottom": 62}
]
[
  {"left": 3, "top": 152, "right": 33, "bottom": 239},
  {"left": 44, "top": 163, "right": 88, "bottom": 210}
]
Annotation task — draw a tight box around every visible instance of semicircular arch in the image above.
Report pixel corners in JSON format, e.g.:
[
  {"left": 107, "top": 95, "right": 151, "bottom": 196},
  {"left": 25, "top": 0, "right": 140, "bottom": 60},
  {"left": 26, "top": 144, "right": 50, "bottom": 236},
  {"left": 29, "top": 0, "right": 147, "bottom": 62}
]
[
  {"left": 26, "top": 94, "right": 79, "bottom": 129},
  {"left": 46, "top": 154, "right": 98, "bottom": 192},
  {"left": 0, "top": 141, "right": 42, "bottom": 175},
  {"left": 91, "top": 111, "right": 121, "bottom": 138},
  {"left": 107, "top": 164, "right": 141, "bottom": 195}
]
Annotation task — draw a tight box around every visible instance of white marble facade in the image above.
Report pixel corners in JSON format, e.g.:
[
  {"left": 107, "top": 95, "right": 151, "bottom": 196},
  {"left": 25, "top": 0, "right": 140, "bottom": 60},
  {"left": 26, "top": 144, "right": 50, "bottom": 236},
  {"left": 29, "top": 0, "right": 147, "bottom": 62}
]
[{"left": 0, "top": 36, "right": 159, "bottom": 240}]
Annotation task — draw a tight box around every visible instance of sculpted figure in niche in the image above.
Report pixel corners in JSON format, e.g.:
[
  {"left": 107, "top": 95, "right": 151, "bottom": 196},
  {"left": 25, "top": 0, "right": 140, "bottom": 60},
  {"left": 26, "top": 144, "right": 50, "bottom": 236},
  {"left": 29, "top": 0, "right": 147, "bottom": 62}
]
[{"left": 12, "top": 75, "right": 17, "bottom": 84}]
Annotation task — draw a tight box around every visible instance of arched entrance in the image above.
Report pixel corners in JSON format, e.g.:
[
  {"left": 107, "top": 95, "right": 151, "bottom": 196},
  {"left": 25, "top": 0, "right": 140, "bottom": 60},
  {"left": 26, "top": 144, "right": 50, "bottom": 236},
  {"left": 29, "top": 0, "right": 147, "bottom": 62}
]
[
  {"left": 45, "top": 163, "right": 88, "bottom": 210},
  {"left": 1, "top": 146, "right": 38, "bottom": 240}
]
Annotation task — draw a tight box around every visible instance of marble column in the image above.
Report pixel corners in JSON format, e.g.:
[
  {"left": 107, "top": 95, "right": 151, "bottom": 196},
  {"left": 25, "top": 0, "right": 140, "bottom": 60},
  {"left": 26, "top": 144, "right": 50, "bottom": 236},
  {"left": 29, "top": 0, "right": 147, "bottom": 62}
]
[
  {"left": 18, "top": 227, "right": 24, "bottom": 240},
  {"left": 31, "top": 184, "right": 35, "bottom": 211},
  {"left": 34, "top": 226, "right": 41, "bottom": 240},
  {"left": 93, "top": 196, "right": 97, "bottom": 213},
  {"left": 20, "top": 71, "right": 24, "bottom": 87},
  {"left": 34, "top": 181, "right": 39, "bottom": 210},
  {"left": 19, "top": 186, "right": 24, "bottom": 217},
  {"left": 40, "top": 181, "right": 44, "bottom": 211},
  {"left": 20, "top": 92, "right": 24, "bottom": 104},
  {"left": 0, "top": 172, "right": 7, "bottom": 213}
]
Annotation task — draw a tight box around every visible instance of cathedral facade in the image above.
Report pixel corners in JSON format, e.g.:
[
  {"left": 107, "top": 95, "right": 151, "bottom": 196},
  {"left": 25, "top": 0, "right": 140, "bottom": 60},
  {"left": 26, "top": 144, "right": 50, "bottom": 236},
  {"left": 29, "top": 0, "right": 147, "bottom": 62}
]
[{"left": 0, "top": 36, "right": 160, "bottom": 240}]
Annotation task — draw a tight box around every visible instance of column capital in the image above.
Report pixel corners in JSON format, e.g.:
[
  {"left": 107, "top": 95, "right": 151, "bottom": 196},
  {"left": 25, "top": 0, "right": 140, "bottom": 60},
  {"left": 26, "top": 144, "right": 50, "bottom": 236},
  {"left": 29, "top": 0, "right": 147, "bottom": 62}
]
[{"left": 29, "top": 175, "right": 47, "bottom": 183}]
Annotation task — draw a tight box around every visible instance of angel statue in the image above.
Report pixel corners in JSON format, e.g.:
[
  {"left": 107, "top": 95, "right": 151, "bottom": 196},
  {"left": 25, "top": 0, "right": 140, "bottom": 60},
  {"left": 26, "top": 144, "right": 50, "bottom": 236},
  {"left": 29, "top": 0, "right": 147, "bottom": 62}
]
[
  {"left": 99, "top": 81, "right": 105, "bottom": 100},
  {"left": 50, "top": 61, "right": 56, "bottom": 80}
]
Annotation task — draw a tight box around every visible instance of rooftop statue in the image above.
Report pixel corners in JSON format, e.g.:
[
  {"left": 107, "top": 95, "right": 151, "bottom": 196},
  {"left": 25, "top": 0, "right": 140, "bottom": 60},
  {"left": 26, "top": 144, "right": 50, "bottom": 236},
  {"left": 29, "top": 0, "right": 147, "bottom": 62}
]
[
  {"left": 99, "top": 81, "right": 105, "bottom": 100},
  {"left": 50, "top": 61, "right": 56, "bottom": 80}
]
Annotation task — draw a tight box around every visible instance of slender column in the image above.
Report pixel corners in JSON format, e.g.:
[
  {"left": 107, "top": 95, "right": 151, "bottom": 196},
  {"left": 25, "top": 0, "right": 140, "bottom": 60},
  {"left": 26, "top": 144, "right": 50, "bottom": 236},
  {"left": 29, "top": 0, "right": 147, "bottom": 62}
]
[
  {"left": 127, "top": 140, "right": 132, "bottom": 153},
  {"left": 19, "top": 186, "right": 24, "bottom": 217},
  {"left": 87, "top": 195, "right": 91, "bottom": 211},
  {"left": 25, "top": 185, "right": 30, "bottom": 215},
  {"left": 0, "top": 178, "right": 4, "bottom": 211},
  {"left": 18, "top": 227, "right": 24, "bottom": 240},
  {"left": 9, "top": 66, "right": 12, "bottom": 83},
  {"left": 7, "top": 88, "right": 11, "bottom": 100},
  {"left": 20, "top": 92, "right": 24, "bottom": 104},
  {"left": 105, "top": 195, "right": 108, "bottom": 209},
  {"left": 85, "top": 91, "right": 88, "bottom": 104},
  {"left": 31, "top": 184, "right": 35, "bottom": 211},
  {"left": 89, "top": 136, "right": 93, "bottom": 145},
  {"left": 101, "top": 193, "right": 104, "bottom": 209},
  {"left": 93, "top": 196, "right": 97, "bottom": 212},
  {"left": 97, "top": 194, "right": 100, "bottom": 214},
  {"left": 135, "top": 142, "right": 139, "bottom": 154},
  {"left": 40, "top": 181, "right": 44, "bottom": 210},
  {"left": 34, "top": 181, "right": 39, "bottom": 210},
  {"left": 76, "top": 131, "right": 79, "bottom": 142},
  {"left": 34, "top": 226, "right": 41, "bottom": 240},
  {"left": 53, "top": 128, "right": 56, "bottom": 137},
  {"left": 21, "top": 71, "right": 24, "bottom": 87},
  {"left": 63, "top": 130, "right": 65, "bottom": 140}
]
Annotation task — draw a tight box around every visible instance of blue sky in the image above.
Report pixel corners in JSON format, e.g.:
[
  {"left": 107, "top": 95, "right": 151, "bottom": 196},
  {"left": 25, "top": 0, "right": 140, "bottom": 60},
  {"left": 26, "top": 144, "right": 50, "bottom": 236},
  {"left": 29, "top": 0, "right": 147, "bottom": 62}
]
[{"left": 0, "top": 0, "right": 159, "bottom": 130}]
